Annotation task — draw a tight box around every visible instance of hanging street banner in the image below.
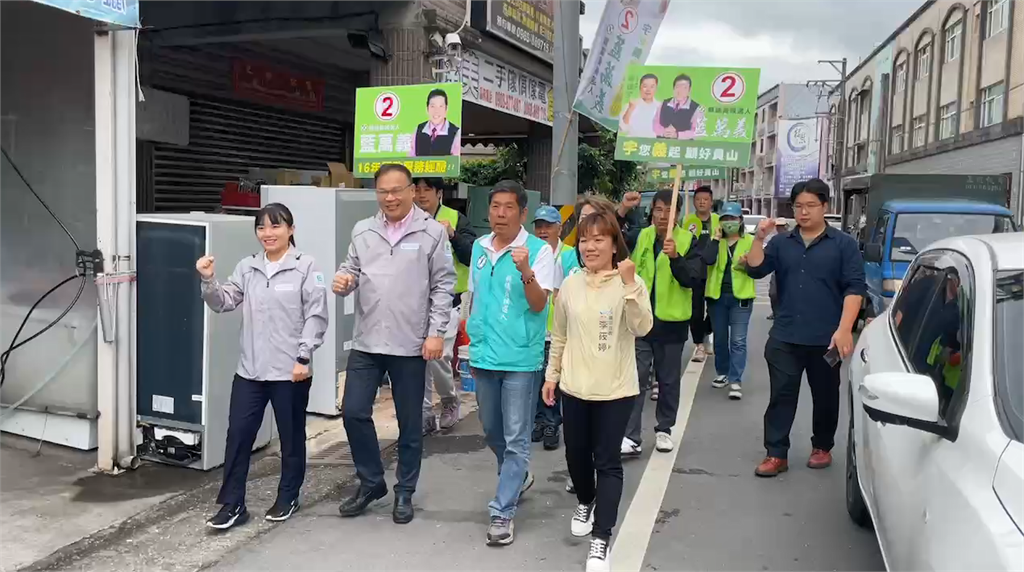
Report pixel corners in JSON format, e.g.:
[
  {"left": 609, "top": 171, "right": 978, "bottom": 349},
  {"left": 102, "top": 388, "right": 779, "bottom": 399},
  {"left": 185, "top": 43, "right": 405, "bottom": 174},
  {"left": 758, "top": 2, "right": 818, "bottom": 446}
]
[
  {"left": 353, "top": 83, "right": 462, "bottom": 179},
  {"left": 613, "top": 64, "right": 760, "bottom": 167},
  {"left": 454, "top": 49, "right": 553, "bottom": 126},
  {"left": 32, "top": 0, "right": 139, "bottom": 27},
  {"left": 573, "top": 0, "right": 672, "bottom": 131},
  {"left": 774, "top": 118, "right": 821, "bottom": 198},
  {"left": 484, "top": 0, "right": 555, "bottom": 63},
  {"left": 647, "top": 165, "right": 724, "bottom": 183}
]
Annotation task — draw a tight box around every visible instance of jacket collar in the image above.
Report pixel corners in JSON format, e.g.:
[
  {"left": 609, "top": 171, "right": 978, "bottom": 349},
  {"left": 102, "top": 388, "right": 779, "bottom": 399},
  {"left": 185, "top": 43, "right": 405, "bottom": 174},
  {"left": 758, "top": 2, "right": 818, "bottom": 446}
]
[
  {"left": 252, "top": 246, "right": 302, "bottom": 276},
  {"left": 374, "top": 205, "right": 430, "bottom": 236}
]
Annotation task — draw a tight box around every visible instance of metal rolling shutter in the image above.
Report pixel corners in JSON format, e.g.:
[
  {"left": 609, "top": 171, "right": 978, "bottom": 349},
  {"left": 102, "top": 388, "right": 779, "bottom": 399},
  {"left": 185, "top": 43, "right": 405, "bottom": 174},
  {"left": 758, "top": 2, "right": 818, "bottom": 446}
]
[{"left": 151, "top": 98, "right": 346, "bottom": 212}]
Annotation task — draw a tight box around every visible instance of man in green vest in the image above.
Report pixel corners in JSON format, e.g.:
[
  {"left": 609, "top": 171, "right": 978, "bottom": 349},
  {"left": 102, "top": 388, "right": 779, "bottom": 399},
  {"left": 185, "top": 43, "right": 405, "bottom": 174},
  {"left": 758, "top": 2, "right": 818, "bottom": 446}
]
[
  {"left": 619, "top": 190, "right": 712, "bottom": 455},
  {"left": 681, "top": 186, "right": 720, "bottom": 363},
  {"left": 414, "top": 178, "right": 477, "bottom": 433},
  {"left": 530, "top": 205, "right": 573, "bottom": 451}
]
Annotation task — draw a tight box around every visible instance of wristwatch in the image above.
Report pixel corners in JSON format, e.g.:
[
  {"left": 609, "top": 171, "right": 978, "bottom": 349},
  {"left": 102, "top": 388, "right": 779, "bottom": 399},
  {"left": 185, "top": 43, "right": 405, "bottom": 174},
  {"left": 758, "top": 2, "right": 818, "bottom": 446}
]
[{"left": 296, "top": 356, "right": 310, "bottom": 366}]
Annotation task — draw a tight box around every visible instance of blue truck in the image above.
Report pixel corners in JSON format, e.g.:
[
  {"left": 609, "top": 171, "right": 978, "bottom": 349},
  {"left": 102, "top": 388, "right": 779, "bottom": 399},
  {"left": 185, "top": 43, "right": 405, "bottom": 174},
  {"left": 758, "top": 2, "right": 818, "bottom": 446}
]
[{"left": 847, "top": 174, "right": 1018, "bottom": 324}]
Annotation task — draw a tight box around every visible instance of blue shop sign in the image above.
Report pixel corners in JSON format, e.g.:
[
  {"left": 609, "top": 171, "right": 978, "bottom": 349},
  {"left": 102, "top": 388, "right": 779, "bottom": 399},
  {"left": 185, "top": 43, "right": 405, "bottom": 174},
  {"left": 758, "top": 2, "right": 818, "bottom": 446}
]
[{"left": 33, "top": 0, "right": 139, "bottom": 28}]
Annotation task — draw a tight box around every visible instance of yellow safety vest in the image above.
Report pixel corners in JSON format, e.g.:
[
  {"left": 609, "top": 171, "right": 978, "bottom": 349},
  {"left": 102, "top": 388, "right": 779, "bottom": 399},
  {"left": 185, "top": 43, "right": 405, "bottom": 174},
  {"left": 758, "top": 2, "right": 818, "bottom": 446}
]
[
  {"left": 632, "top": 226, "right": 693, "bottom": 322},
  {"left": 435, "top": 204, "right": 469, "bottom": 294}
]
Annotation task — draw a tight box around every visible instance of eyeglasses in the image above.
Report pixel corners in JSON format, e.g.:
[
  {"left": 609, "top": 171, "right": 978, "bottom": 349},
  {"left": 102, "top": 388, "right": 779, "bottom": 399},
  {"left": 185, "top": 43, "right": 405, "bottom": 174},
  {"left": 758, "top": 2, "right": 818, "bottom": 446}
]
[
  {"left": 792, "top": 202, "right": 823, "bottom": 213},
  {"left": 375, "top": 184, "right": 413, "bottom": 198}
]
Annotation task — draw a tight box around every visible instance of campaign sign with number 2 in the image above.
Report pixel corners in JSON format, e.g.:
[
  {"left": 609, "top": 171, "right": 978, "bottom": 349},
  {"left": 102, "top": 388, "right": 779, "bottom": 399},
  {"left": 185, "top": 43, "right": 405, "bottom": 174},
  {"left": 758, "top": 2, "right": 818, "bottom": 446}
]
[
  {"left": 613, "top": 64, "right": 760, "bottom": 168},
  {"left": 354, "top": 82, "right": 463, "bottom": 178}
]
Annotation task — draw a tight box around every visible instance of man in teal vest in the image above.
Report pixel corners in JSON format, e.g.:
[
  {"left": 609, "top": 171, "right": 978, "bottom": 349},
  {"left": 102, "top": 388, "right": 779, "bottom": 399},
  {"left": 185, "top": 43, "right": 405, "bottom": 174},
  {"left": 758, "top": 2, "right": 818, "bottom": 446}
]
[
  {"left": 681, "top": 186, "right": 720, "bottom": 363},
  {"left": 705, "top": 202, "right": 758, "bottom": 401},
  {"left": 617, "top": 190, "right": 712, "bottom": 456},
  {"left": 467, "top": 180, "right": 555, "bottom": 546},
  {"left": 414, "top": 178, "right": 477, "bottom": 433}
]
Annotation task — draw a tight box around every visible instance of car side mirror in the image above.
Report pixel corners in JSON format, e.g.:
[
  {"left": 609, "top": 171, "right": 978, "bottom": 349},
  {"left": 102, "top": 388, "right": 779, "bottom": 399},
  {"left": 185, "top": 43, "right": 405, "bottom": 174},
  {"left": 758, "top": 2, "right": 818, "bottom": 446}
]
[
  {"left": 864, "top": 243, "right": 883, "bottom": 264},
  {"left": 860, "top": 372, "right": 949, "bottom": 439}
]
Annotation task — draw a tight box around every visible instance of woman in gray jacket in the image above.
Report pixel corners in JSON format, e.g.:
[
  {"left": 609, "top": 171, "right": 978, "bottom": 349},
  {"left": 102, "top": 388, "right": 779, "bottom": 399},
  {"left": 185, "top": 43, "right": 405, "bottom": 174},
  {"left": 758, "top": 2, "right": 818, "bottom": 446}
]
[{"left": 196, "top": 203, "right": 329, "bottom": 530}]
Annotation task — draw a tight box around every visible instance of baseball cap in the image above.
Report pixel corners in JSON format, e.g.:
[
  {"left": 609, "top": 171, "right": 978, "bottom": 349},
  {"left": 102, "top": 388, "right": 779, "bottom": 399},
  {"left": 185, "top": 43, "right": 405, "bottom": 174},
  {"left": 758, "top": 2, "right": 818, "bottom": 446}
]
[
  {"left": 720, "top": 202, "right": 743, "bottom": 217},
  {"left": 533, "top": 205, "right": 561, "bottom": 224}
]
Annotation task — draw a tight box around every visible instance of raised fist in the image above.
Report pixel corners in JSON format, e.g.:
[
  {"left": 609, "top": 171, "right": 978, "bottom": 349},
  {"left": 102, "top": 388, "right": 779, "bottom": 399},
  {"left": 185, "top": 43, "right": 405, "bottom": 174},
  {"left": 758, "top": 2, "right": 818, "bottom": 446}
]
[
  {"left": 756, "top": 218, "right": 776, "bottom": 240},
  {"left": 332, "top": 271, "right": 356, "bottom": 294},
  {"left": 617, "top": 258, "right": 636, "bottom": 285},
  {"left": 511, "top": 246, "right": 531, "bottom": 273},
  {"left": 196, "top": 255, "right": 215, "bottom": 280}
]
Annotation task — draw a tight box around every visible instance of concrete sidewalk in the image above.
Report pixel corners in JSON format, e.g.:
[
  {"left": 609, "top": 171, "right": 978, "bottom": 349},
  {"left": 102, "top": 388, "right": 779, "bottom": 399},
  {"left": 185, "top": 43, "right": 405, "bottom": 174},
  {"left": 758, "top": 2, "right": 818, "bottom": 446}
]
[{"left": 1, "top": 385, "right": 475, "bottom": 572}]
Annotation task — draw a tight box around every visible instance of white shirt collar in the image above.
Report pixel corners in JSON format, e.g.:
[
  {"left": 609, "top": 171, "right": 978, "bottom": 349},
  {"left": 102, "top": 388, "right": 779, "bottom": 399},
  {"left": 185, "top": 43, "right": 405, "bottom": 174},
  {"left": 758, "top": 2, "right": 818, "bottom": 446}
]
[{"left": 480, "top": 226, "right": 529, "bottom": 254}]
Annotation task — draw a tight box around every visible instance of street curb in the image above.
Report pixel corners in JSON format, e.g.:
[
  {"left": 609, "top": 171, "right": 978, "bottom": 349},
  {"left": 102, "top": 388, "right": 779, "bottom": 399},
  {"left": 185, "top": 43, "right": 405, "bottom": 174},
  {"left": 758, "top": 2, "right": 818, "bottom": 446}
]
[{"left": 17, "top": 441, "right": 403, "bottom": 572}]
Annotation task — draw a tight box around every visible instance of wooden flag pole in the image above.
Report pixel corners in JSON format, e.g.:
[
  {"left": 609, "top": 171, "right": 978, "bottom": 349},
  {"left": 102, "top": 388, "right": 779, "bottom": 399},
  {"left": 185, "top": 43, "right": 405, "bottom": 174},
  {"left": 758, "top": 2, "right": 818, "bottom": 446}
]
[{"left": 667, "top": 163, "right": 682, "bottom": 233}]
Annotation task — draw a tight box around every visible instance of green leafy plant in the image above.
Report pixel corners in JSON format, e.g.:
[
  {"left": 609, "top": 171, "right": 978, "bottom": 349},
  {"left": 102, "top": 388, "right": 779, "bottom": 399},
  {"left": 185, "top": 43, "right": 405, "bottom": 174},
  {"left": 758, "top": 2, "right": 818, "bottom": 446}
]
[
  {"left": 578, "top": 129, "right": 641, "bottom": 200},
  {"left": 453, "top": 144, "right": 526, "bottom": 187}
]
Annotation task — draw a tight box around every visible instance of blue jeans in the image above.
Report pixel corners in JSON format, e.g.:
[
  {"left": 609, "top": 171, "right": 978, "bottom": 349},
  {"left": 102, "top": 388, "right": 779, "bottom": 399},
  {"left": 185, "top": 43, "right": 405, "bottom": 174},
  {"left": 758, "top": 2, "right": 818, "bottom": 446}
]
[
  {"left": 473, "top": 368, "right": 537, "bottom": 518},
  {"left": 708, "top": 292, "right": 753, "bottom": 384},
  {"left": 534, "top": 342, "right": 561, "bottom": 429}
]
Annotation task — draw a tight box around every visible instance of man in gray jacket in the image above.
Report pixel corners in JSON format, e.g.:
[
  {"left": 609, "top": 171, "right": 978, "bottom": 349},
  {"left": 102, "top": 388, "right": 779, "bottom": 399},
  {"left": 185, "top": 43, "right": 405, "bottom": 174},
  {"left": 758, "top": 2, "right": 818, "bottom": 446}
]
[{"left": 332, "top": 163, "right": 455, "bottom": 525}]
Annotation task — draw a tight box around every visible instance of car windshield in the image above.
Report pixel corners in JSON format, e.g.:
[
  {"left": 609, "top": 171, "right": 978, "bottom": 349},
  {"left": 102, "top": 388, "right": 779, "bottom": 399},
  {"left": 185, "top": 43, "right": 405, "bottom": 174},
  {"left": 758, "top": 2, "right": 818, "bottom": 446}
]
[
  {"left": 890, "top": 213, "right": 1017, "bottom": 262},
  {"left": 745, "top": 215, "right": 765, "bottom": 229},
  {"left": 994, "top": 270, "right": 1023, "bottom": 442}
]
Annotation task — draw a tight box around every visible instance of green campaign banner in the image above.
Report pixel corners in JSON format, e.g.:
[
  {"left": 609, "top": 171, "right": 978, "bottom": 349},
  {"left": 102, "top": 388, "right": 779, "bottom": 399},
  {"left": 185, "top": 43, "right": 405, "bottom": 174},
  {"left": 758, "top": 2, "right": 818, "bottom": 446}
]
[
  {"left": 354, "top": 82, "right": 462, "bottom": 178},
  {"left": 614, "top": 65, "right": 759, "bottom": 167},
  {"left": 647, "top": 165, "right": 724, "bottom": 183}
]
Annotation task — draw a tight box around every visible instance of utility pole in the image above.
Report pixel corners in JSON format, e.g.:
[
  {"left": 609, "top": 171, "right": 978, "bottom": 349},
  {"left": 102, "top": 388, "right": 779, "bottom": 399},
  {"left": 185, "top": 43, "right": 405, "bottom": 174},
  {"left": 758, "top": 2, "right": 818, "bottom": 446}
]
[
  {"left": 807, "top": 57, "right": 847, "bottom": 221},
  {"left": 550, "top": 0, "right": 580, "bottom": 206}
]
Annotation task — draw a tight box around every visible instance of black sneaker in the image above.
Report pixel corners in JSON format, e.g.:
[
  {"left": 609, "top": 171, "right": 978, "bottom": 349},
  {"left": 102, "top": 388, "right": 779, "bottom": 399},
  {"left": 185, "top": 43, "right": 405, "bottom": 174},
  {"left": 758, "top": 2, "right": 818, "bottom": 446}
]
[
  {"left": 531, "top": 422, "right": 544, "bottom": 443},
  {"left": 206, "top": 504, "right": 249, "bottom": 530},
  {"left": 543, "top": 426, "right": 561, "bottom": 451},
  {"left": 265, "top": 498, "right": 299, "bottom": 522}
]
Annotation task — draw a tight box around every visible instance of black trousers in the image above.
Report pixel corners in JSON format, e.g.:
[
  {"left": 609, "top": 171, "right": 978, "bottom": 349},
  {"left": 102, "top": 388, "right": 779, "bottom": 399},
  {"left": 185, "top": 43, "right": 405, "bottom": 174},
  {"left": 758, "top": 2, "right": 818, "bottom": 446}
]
[
  {"left": 690, "top": 281, "right": 711, "bottom": 344},
  {"left": 625, "top": 338, "right": 686, "bottom": 444},
  {"left": 769, "top": 274, "right": 779, "bottom": 315},
  {"left": 342, "top": 350, "right": 427, "bottom": 494},
  {"left": 562, "top": 392, "right": 634, "bottom": 540},
  {"left": 217, "top": 375, "right": 312, "bottom": 507},
  {"left": 763, "top": 337, "right": 841, "bottom": 459}
]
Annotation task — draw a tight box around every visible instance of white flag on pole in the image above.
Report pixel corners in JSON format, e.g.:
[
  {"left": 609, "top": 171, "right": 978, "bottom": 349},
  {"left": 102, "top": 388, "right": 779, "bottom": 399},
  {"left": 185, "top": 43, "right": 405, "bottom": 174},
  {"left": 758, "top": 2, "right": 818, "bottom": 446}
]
[{"left": 573, "top": 0, "right": 671, "bottom": 130}]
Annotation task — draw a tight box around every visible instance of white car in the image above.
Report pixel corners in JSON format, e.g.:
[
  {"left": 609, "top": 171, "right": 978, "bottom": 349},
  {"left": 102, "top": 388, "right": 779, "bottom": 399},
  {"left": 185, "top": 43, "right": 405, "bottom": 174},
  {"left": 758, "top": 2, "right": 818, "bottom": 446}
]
[
  {"left": 744, "top": 214, "right": 765, "bottom": 234},
  {"left": 846, "top": 233, "right": 1023, "bottom": 571}
]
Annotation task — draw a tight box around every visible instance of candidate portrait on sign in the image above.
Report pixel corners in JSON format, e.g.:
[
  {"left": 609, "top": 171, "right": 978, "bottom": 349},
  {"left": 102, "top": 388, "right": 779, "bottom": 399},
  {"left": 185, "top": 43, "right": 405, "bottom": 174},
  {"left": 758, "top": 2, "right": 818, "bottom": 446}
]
[
  {"left": 410, "top": 88, "right": 461, "bottom": 157},
  {"left": 618, "top": 73, "right": 660, "bottom": 138},
  {"left": 654, "top": 74, "right": 705, "bottom": 141}
]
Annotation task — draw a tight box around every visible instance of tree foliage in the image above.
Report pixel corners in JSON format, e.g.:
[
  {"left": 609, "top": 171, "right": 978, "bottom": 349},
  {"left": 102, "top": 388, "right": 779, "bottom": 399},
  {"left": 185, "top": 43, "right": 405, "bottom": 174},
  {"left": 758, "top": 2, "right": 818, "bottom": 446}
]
[
  {"left": 456, "top": 144, "right": 526, "bottom": 187},
  {"left": 578, "top": 129, "right": 641, "bottom": 200}
]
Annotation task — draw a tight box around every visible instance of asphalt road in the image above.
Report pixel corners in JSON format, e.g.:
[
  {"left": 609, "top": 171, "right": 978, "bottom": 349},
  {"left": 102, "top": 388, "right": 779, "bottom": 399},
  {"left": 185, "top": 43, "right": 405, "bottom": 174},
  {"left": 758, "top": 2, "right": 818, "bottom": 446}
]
[{"left": 211, "top": 292, "right": 884, "bottom": 572}]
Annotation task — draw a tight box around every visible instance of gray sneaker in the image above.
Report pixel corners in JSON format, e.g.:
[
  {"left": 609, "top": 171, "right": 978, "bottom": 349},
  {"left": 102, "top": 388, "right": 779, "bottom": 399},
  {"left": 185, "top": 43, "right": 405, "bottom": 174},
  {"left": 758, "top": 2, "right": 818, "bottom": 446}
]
[
  {"left": 439, "top": 398, "right": 460, "bottom": 429},
  {"left": 422, "top": 414, "right": 438, "bottom": 436},
  {"left": 486, "top": 516, "right": 515, "bottom": 545},
  {"left": 520, "top": 471, "right": 535, "bottom": 496}
]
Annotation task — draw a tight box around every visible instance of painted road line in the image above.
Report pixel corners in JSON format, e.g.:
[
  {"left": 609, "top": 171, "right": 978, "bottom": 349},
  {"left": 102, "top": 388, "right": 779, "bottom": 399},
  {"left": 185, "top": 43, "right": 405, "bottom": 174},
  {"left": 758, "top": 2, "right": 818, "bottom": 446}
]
[{"left": 610, "top": 347, "right": 707, "bottom": 572}]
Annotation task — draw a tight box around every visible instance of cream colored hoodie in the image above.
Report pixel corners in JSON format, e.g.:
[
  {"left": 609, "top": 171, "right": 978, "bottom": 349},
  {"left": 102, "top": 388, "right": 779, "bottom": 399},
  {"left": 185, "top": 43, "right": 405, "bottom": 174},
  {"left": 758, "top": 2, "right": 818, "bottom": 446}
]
[{"left": 546, "top": 268, "right": 654, "bottom": 401}]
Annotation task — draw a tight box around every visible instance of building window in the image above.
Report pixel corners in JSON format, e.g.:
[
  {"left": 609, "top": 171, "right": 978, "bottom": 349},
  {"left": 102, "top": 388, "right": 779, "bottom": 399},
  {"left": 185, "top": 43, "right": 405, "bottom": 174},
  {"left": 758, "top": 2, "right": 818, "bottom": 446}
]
[
  {"left": 916, "top": 44, "right": 931, "bottom": 80},
  {"left": 912, "top": 115, "right": 927, "bottom": 148},
  {"left": 987, "top": 0, "right": 1009, "bottom": 38},
  {"left": 981, "top": 82, "right": 1005, "bottom": 127},
  {"left": 944, "top": 20, "right": 961, "bottom": 62},
  {"left": 939, "top": 103, "right": 958, "bottom": 139},
  {"left": 891, "top": 125, "right": 904, "bottom": 154},
  {"left": 895, "top": 62, "right": 907, "bottom": 92}
]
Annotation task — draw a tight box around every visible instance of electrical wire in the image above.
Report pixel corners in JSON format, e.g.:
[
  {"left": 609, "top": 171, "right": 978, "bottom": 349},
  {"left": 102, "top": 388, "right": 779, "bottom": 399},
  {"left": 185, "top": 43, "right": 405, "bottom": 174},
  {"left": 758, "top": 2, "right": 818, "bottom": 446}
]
[
  {"left": 0, "top": 275, "right": 86, "bottom": 387},
  {"left": 1, "top": 147, "right": 80, "bottom": 251},
  {"left": 1, "top": 148, "right": 89, "bottom": 389}
]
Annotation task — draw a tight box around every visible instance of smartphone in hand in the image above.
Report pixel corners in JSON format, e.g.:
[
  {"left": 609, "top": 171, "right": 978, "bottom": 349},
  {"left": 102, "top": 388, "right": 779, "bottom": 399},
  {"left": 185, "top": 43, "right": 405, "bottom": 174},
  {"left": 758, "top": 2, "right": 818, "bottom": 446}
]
[{"left": 824, "top": 346, "right": 842, "bottom": 367}]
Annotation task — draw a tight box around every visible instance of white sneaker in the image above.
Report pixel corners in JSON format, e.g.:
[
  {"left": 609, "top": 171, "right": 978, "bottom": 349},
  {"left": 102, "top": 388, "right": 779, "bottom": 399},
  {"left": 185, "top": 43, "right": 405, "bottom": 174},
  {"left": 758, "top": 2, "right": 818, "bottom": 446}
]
[
  {"left": 586, "top": 537, "right": 611, "bottom": 572},
  {"left": 729, "top": 383, "right": 743, "bottom": 400},
  {"left": 620, "top": 437, "right": 642, "bottom": 456},
  {"left": 711, "top": 375, "right": 728, "bottom": 389},
  {"left": 704, "top": 339, "right": 714, "bottom": 355},
  {"left": 655, "top": 432, "right": 674, "bottom": 452},
  {"left": 691, "top": 344, "right": 706, "bottom": 362},
  {"left": 570, "top": 502, "right": 595, "bottom": 537}
]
